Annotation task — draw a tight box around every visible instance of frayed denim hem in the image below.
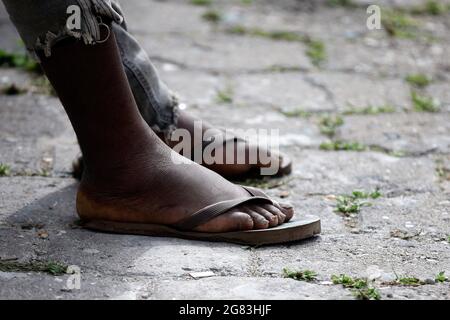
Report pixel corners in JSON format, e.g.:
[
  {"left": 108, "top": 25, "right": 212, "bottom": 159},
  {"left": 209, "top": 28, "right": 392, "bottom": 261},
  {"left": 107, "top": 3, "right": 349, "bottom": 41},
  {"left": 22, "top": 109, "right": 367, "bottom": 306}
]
[
  {"left": 3, "top": 0, "right": 180, "bottom": 139},
  {"left": 1, "top": 0, "right": 123, "bottom": 60},
  {"left": 35, "top": 0, "right": 123, "bottom": 58}
]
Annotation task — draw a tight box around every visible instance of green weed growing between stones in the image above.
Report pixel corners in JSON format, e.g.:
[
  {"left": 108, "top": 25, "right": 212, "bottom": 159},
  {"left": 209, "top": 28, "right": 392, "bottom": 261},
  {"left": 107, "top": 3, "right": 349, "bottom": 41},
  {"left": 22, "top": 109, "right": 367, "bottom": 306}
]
[
  {"left": 411, "top": 91, "right": 440, "bottom": 112},
  {"left": 351, "top": 189, "right": 382, "bottom": 199},
  {"left": 335, "top": 196, "right": 367, "bottom": 214},
  {"left": 399, "top": 277, "right": 423, "bottom": 286},
  {"left": 216, "top": 86, "right": 234, "bottom": 104},
  {"left": 343, "top": 105, "right": 395, "bottom": 115},
  {"left": 202, "top": 10, "right": 222, "bottom": 23},
  {"left": 228, "top": 26, "right": 306, "bottom": 43},
  {"left": 334, "top": 188, "right": 381, "bottom": 215},
  {"left": 410, "top": 1, "right": 449, "bottom": 15},
  {"left": 305, "top": 40, "right": 326, "bottom": 67},
  {"left": 381, "top": 9, "right": 419, "bottom": 38},
  {"left": 0, "top": 163, "right": 11, "bottom": 176},
  {"left": 226, "top": 26, "right": 326, "bottom": 66},
  {"left": 191, "top": 0, "right": 212, "bottom": 6},
  {"left": 435, "top": 272, "right": 448, "bottom": 283},
  {"left": 435, "top": 160, "right": 450, "bottom": 181},
  {"left": 331, "top": 274, "right": 380, "bottom": 300},
  {"left": 326, "top": 0, "right": 357, "bottom": 8},
  {"left": 405, "top": 74, "right": 431, "bottom": 88},
  {"left": 319, "top": 115, "right": 344, "bottom": 137},
  {"left": 394, "top": 276, "right": 424, "bottom": 286},
  {"left": 320, "top": 141, "right": 366, "bottom": 152},
  {"left": 281, "top": 108, "right": 312, "bottom": 118},
  {"left": 0, "top": 259, "right": 68, "bottom": 276},
  {"left": 283, "top": 268, "right": 318, "bottom": 282},
  {"left": 0, "top": 49, "right": 40, "bottom": 73}
]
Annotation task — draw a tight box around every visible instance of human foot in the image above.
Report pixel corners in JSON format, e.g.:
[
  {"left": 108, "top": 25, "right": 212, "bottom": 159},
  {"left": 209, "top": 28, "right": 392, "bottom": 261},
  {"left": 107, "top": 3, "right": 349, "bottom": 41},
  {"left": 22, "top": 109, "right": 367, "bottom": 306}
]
[
  {"left": 39, "top": 29, "right": 293, "bottom": 236},
  {"left": 77, "top": 138, "right": 294, "bottom": 233},
  {"left": 163, "top": 111, "right": 292, "bottom": 178}
]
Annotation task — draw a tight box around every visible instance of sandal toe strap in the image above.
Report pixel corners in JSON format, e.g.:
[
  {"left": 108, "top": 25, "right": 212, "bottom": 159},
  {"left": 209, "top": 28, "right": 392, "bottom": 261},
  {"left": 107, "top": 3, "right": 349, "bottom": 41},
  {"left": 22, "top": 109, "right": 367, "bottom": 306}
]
[{"left": 173, "top": 193, "right": 273, "bottom": 231}]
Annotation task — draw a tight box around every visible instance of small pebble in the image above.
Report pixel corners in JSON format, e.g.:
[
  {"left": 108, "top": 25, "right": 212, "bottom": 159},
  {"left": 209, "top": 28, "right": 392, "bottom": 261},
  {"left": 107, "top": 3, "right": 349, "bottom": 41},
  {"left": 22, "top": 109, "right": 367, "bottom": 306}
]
[
  {"left": 83, "top": 249, "right": 100, "bottom": 254},
  {"left": 279, "top": 191, "right": 290, "bottom": 198},
  {"left": 190, "top": 271, "right": 215, "bottom": 279},
  {"left": 37, "top": 230, "right": 49, "bottom": 239}
]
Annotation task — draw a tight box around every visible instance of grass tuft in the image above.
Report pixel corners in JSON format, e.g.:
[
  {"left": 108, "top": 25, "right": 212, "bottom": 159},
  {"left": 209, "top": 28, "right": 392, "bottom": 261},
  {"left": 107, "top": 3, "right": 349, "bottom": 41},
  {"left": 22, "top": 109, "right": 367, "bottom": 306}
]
[
  {"left": 352, "top": 287, "right": 381, "bottom": 300},
  {"left": 191, "top": 0, "right": 212, "bottom": 6},
  {"left": 396, "top": 276, "right": 423, "bottom": 286},
  {"left": 381, "top": 10, "right": 419, "bottom": 38},
  {"left": 283, "top": 268, "right": 318, "bottom": 282},
  {"left": 216, "top": 86, "right": 234, "bottom": 104},
  {"left": 226, "top": 26, "right": 325, "bottom": 66},
  {"left": 0, "top": 49, "right": 40, "bottom": 73},
  {"left": 0, "top": 259, "right": 67, "bottom": 276},
  {"left": 343, "top": 105, "right": 395, "bottom": 115},
  {"left": 331, "top": 274, "right": 380, "bottom": 300},
  {"left": 326, "top": 0, "right": 357, "bottom": 8},
  {"left": 411, "top": 1, "right": 448, "bottom": 15},
  {"left": 351, "top": 189, "right": 382, "bottom": 199},
  {"left": 405, "top": 74, "right": 431, "bottom": 88},
  {"left": 228, "top": 26, "right": 306, "bottom": 43},
  {"left": 411, "top": 91, "right": 440, "bottom": 112},
  {"left": 319, "top": 115, "right": 344, "bottom": 137},
  {"left": 202, "top": 10, "right": 222, "bottom": 23},
  {"left": 305, "top": 40, "right": 326, "bottom": 67},
  {"left": 0, "top": 163, "right": 11, "bottom": 176},
  {"left": 335, "top": 196, "right": 367, "bottom": 214},
  {"left": 334, "top": 188, "right": 381, "bottom": 215},
  {"left": 320, "top": 141, "right": 366, "bottom": 152},
  {"left": 435, "top": 271, "right": 448, "bottom": 283},
  {"left": 281, "top": 108, "right": 311, "bottom": 118}
]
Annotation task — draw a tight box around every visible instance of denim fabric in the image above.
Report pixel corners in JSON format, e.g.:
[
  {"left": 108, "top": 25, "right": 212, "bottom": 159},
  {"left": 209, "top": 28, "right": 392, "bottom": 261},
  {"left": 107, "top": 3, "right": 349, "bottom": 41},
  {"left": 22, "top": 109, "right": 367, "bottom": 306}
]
[{"left": 1, "top": 0, "right": 178, "bottom": 136}]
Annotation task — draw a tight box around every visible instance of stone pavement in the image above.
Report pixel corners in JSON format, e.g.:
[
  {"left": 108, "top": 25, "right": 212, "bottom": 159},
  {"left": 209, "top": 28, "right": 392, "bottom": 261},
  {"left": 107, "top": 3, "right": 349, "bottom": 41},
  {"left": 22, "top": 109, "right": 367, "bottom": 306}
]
[{"left": 0, "top": 0, "right": 449, "bottom": 300}]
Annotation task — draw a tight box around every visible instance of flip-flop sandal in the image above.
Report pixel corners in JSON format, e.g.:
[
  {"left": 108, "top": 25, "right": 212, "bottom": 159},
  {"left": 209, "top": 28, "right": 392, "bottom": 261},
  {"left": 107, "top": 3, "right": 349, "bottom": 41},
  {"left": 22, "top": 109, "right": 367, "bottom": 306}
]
[{"left": 81, "top": 186, "right": 321, "bottom": 246}]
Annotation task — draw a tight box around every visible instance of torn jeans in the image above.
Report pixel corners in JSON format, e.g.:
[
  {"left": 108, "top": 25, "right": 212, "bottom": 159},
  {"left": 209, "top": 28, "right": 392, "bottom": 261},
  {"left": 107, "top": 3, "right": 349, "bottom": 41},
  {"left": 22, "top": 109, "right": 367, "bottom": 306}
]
[{"left": 1, "top": 0, "right": 178, "bottom": 137}]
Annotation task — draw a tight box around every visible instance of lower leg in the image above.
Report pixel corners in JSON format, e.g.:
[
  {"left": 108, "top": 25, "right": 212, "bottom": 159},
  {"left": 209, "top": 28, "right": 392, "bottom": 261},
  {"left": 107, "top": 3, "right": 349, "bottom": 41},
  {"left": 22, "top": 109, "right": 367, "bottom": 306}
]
[
  {"left": 38, "top": 30, "right": 292, "bottom": 232},
  {"left": 111, "top": 22, "right": 287, "bottom": 178}
]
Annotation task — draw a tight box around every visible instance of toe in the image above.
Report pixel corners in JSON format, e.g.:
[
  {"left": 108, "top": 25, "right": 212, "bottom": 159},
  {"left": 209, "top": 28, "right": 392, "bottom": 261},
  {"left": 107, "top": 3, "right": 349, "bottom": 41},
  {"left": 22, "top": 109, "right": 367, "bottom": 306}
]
[
  {"left": 243, "top": 207, "right": 270, "bottom": 229},
  {"left": 263, "top": 204, "right": 286, "bottom": 224},
  {"left": 251, "top": 205, "right": 278, "bottom": 227},
  {"left": 277, "top": 203, "right": 294, "bottom": 222},
  {"left": 195, "top": 210, "right": 253, "bottom": 233},
  {"left": 233, "top": 211, "right": 256, "bottom": 231}
]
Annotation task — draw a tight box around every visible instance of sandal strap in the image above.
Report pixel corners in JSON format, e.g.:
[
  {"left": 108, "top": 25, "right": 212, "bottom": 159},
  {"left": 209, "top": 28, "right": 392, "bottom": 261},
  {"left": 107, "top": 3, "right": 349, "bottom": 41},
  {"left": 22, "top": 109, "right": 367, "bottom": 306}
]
[{"left": 172, "top": 186, "right": 273, "bottom": 231}]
